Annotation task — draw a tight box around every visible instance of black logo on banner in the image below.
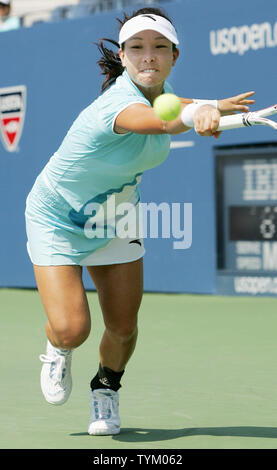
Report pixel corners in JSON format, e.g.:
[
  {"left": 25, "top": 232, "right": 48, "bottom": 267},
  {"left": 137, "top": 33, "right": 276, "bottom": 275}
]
[{"left": 0, "top": 85, "right": 26, "bottom": 152}]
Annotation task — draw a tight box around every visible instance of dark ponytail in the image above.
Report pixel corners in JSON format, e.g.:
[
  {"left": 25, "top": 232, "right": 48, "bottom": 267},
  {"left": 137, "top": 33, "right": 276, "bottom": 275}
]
[
  {"left": 97, "top": 38, "right": 124, "bottom": 92},
  {"left": 96, "top": 7, "right": 175, "bottom": 92}
]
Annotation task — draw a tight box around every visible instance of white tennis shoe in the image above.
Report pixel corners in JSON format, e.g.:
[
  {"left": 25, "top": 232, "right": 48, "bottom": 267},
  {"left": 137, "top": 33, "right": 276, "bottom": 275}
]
[
  {"left": 39, "top": 340, "right": 72, "bottom": 405},
  {"left": 88, "top": 388, "right": 121, "bottom": 435}
]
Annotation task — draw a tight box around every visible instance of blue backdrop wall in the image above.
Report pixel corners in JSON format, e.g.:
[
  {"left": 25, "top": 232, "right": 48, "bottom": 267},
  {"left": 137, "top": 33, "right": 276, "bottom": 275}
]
[{"left": 0, "top": 0, "right": 276, "bottom": 293}]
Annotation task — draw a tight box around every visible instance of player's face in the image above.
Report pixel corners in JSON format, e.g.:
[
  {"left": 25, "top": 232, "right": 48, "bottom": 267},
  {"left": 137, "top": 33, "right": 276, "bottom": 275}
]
[
  {"left": 0, "top": 4, "right": 9, "bottom": 18},
  {"left": 119, "top": 30, "right": 179, "bottom": 96}
]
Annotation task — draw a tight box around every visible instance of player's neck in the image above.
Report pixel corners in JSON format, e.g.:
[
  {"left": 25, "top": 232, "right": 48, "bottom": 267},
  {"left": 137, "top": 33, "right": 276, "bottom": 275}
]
[{"left": 135, "top": 82, "right": 165, "bottom": 106}]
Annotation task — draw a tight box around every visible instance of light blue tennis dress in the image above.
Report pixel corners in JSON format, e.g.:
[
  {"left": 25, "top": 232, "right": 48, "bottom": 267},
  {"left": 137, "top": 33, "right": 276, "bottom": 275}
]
[{"left": 25, "top": 70, "right": 173, "bottom": 265}]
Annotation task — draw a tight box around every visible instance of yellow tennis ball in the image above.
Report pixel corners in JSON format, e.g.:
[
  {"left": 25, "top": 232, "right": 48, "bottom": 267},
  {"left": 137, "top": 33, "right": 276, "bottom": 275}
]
[{"left": 153, "top": 93, "right": 181, "bottom": 121}]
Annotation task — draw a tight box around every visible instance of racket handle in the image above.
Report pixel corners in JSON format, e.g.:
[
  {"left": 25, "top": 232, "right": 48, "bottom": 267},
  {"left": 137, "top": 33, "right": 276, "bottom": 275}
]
[{"left": 217, "top": 113, "right": 246, "bottom": 131}]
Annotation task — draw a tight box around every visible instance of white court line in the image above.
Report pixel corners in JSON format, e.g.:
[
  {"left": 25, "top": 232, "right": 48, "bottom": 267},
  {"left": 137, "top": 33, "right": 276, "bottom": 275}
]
[{"left": 170, "top": 141, "right": 195, "bottom": 149}]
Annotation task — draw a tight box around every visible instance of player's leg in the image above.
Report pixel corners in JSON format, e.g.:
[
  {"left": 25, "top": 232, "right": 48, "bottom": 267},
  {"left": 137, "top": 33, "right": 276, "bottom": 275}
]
[
  {"left": 34, "top": 265, "right": 91, "bottom": 349},
  {"left": 86, "top": 258, "right": 143, "bottom": 435},
  {"left": 88, "top": 258, "right": 143, "bottom": 372},
  {"left": 33, "top": 265, "right": 91, "bottom": 405}
]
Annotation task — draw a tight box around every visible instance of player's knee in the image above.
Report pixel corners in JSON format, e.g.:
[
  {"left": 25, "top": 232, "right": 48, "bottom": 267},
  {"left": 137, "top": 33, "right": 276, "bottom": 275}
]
[
  {"left": 107, "top": 323, "right": 138, "bottom": 344},
  {"left": 54, "top": 322, "right": 91, "bottom": 349}
]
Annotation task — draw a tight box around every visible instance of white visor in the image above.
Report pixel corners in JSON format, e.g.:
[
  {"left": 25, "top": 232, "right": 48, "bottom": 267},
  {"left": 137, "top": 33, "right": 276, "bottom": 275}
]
[{"left": 119, "top": 14, "right": 179, "bottom": 46}]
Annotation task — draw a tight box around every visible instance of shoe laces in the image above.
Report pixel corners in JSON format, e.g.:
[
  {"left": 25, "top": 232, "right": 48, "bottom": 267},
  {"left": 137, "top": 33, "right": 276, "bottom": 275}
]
[{"left": 40, "top": 352, "right": 69, "bottom": 384}]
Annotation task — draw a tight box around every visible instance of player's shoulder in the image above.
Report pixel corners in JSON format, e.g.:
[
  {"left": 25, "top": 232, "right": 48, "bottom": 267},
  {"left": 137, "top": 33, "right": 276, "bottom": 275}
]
[
  {"left": 97, "top": 74, "right": 149, "bottom": 109},
  {"left": 106, "top": 72, "right": 143, "bottom": 98}
]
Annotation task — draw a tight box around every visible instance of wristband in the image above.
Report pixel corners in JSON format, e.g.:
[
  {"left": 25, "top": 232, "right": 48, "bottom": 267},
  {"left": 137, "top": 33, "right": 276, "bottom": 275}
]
[
  {"left": 180, "top": 100, "right": 218, "bottom": 128},
  {"left": 193, "top": 99, "right": 218, "bottom": 108}
]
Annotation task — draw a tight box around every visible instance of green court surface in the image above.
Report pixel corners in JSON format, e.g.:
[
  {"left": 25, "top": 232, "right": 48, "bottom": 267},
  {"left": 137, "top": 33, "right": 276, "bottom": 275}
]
[{"left": 1, "top": 287, "right": 277, "bottom": 449}]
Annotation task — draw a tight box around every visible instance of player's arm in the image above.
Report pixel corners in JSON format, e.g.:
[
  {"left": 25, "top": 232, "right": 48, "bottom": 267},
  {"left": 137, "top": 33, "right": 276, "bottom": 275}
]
[
  {"left": 114, "top": 99, "right": 193, "bottom": 135},
  {"left": 114, "top": 92, "right": 255, "bottom": 136}
]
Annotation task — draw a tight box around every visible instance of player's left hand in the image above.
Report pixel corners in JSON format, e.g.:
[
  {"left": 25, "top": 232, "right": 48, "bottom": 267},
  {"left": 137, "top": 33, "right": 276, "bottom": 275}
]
[{"left": 218, "top": 91, "right": 255, "bottom": 115}]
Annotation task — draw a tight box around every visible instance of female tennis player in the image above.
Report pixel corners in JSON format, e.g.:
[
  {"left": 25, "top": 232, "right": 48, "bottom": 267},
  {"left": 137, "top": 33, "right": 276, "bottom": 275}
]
[{"left": 25, "top": 6, "right": 255, "bottom": 435}]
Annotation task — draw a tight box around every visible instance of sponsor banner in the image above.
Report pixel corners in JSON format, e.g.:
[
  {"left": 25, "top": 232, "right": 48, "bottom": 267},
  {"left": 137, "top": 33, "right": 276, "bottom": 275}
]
[
  {"left": 234, "top": 275, "right": 277, "bottom": 294},
  {"left": 0, "top": 85, "right": 26, "bottom": 152},
  {"left": 217, "top": 274, "right": 277, "bottom": 296},
  {"left": 210, "top": 20, "right": 277, "bottom": 56}
]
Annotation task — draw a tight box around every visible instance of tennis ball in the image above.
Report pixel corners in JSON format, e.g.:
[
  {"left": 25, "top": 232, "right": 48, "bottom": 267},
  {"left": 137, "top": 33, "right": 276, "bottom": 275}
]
[{"left": 153, "top": 93, "right": 181, "bottom": 121}]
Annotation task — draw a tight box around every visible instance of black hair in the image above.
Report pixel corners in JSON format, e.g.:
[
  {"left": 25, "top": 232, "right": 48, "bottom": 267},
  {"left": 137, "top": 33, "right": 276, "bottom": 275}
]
[{"left": 96, "top": 7, "right": 177, "bottom": 92}]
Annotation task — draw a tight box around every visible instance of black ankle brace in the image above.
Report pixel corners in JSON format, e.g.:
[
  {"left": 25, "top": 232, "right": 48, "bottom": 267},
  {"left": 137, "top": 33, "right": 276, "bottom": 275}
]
[{"left": 90, "top": 363, "right": 125, "bottom": 392}]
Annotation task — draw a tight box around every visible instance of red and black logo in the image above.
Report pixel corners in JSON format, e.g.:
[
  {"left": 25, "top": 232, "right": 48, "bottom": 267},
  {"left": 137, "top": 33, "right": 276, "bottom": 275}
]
[{"left": 0, "top": 85, "right": 26, "bottom": 152}]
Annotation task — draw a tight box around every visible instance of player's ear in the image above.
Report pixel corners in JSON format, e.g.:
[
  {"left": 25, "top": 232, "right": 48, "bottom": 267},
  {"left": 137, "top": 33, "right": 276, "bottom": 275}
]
[
  {"left": 119, "top": 48, "right": 125, "bottom": 67},
  {"left": 172, "top": 48, "right": 179, "bottom": 67}
]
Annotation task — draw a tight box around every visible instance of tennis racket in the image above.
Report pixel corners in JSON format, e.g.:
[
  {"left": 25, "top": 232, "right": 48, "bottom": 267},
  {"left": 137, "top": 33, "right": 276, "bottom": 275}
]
[{"left": 217, "top": 104, "right": 277, "bottom": 132}]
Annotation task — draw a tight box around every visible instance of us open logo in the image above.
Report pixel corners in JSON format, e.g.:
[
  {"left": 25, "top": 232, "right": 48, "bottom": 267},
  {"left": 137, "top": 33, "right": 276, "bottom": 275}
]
[{"left": 0, "top": 85, "right": 26, "bottom": 152}]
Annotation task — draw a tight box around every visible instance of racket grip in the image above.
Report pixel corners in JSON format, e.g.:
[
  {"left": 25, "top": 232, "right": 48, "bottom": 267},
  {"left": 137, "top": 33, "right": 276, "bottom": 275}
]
[{"left": 217, "top": 113, "right": 246, "bottom": 131}]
